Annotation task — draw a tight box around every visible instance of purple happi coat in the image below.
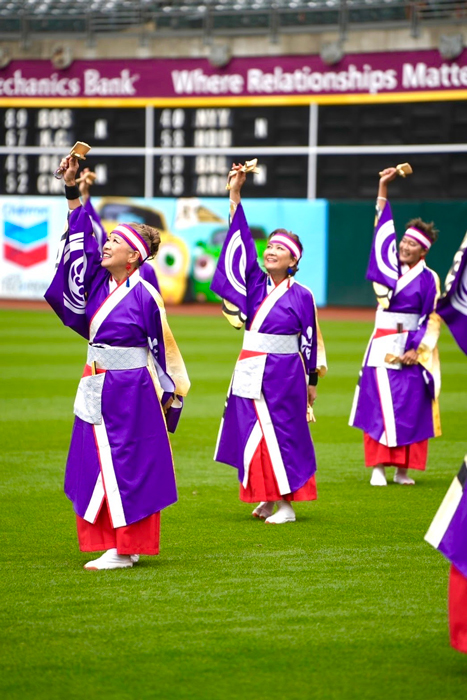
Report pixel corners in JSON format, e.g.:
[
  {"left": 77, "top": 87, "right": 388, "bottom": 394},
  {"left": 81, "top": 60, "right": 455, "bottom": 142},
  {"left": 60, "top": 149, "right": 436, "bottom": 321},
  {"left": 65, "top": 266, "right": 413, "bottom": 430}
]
[
  {"left": 210, "top": 204, "right": 326, "bottom": 495},
  {"left": 349, "top": 200, "right": 441, "bottom": 447},
  {"left": 45, "top": 205, "right": 189, "bottom": 527}
]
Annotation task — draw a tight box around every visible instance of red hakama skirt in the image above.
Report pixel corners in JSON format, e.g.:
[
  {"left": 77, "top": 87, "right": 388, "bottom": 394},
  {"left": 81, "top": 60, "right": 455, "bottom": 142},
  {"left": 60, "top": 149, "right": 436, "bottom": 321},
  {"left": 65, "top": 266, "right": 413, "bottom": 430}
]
[
  {"left": 449, "top": 564, "right": 467, "bottom": 654},
  {"left": 240, "top": 436, "right": 317, "bottom": 503},
  {"left": 364, "top": 433, "right": 428, "bottom": 471},
  {"left": 76, "top": 500, "right": 161, "bottom": 555}
]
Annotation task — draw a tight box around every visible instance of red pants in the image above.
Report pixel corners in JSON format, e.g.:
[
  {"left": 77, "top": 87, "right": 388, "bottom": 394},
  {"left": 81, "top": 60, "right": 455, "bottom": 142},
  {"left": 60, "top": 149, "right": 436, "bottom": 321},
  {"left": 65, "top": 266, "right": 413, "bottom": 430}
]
[
  {"left": 240, "top": 437, "right": 317, "bottom": 503},
  {"left": 364, "top": 433, "right": 428, "bottom": 471},
  {"left": 76, "top": 500, "right": 161, "bottom": 555},
  {"left": 449, "top": 565, "right": 467, "bottom": 654}
]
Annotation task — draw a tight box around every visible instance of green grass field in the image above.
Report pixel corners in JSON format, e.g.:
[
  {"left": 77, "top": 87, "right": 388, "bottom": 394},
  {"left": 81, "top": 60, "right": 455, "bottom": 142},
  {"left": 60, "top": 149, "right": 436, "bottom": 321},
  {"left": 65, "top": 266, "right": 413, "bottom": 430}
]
[{"left": 1, "top": 308, "right": 466, "bottom": 700}]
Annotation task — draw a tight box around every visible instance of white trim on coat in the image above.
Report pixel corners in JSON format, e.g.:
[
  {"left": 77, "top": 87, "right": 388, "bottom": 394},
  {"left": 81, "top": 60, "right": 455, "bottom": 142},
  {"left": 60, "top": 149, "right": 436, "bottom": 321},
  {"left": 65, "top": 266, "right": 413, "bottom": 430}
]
[
  {"left": 375, "top": 367, "right": 397, "bottom": 447},
  {"left": 83, "top": 472, "right": 105, "bottom": 524},
  {"left": 89, "top": 269, "right": 140, "bottom": 342},
  {"left": 93, "top": 418, "right": 127, "bottom": 528},
  {"left": 250, "top": 277, "right": 295, "bottom": 332},
  {"left": 393, "top": 259, "right": 425, "bottom": 297},
  {"left": 425, "top": 475, "right": 464, "bottom": 549},
  {"left": 254, "top": 392, "right": 291, "bottom": 495}
]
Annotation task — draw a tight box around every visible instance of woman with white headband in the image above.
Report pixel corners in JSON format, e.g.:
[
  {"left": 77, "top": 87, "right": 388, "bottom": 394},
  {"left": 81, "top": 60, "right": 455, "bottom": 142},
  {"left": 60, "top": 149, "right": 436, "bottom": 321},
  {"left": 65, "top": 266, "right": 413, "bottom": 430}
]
[
  {"left": 349, "top": 166, "right": 441, "bottom": 486},
  {"left": 211, "top": 163, "right": 327, "bottom": 524},
  {"left": 45, "top": 155, "right": 190, "bottom": 569}
]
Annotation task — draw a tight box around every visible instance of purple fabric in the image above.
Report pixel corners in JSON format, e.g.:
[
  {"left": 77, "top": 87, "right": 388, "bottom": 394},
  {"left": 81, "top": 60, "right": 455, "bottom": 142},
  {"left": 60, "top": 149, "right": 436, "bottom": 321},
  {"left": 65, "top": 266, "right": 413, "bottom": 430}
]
[
  {"left": 45, "top": 205, "right": 181, "bottom": 525},
  {"left": 437, "top": 236, "right": 467, "bottom": 355},
  {"left": 436, "top": 459, "right": 467, "bottom": 578},
  {"left": 366, "top": 201, "right": 400, "bottom": 289},
  {"left": 210, "top": 204, "right": 258, "bottom": 319},
  {"left": 213, "top": 204, "right": 319, "bottom": 492},
  {"left": 44, "top": 207, "right": 105, "bottom": 339},
  {"left": 140, "top": 261, "right": 161, "bottom": 294},
  {"left": 84, "top": 198, "right": 107, "bottom": 254},
  {"left": 351, "top": 242, "right": 439, "bottom": 446}
]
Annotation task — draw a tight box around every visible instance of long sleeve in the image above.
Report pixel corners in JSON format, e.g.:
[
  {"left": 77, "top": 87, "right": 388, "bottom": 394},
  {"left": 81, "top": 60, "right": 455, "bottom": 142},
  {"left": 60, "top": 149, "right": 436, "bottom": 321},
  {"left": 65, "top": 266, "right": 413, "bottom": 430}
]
[
  {"left": 298, "top": 288, "right": 327, "bottom": 377},
  {"left": 367, "top": 200, "right": 401, "bottom": 309},
  {"left": 141, "top": 283, "right": 190, "bottom": 433},
  {"left": 407, "top": 271, "right": 439, "bottom": 352},
  {"left": 44, "top": 206, "right": 103, "bottom": 339},
  {"left": 83, "top": 197, "right": 108, "bottom": 254},
  {"left": 210, "top": 203, "right": 264, "bottom": 320},
  {"left": 437, "top": 231, "right": 467, "bottom": 355}
]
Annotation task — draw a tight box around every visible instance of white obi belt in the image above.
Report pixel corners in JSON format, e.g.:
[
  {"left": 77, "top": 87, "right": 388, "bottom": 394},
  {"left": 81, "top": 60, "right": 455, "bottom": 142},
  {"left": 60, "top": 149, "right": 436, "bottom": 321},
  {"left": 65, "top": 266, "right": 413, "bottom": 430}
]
[
  {"left": 232, "top": 330, "right": 299, "bottom": 400},
  {"left": 367, "top": 309, "right": 420, "bottom": 370},
  {"left": 74, "top": 344, "right": 149, "bottom": 424}
]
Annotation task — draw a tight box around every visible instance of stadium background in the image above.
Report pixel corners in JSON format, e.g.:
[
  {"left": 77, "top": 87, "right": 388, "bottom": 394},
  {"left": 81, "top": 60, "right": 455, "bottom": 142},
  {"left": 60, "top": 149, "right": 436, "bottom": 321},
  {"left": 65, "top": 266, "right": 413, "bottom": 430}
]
[{"left": 1, "top": 3, "right": 467, "bottom": 700}]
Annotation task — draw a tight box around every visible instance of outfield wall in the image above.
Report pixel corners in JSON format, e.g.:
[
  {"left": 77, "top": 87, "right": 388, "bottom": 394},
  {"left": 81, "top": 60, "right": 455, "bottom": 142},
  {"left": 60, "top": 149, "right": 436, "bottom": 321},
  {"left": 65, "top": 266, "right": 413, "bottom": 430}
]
[
  {"left": 327, "top": 201, "right": 467, "bottom": 307},
  {"left": 1, "top": 195, "right": 464, "bottom": 306}
]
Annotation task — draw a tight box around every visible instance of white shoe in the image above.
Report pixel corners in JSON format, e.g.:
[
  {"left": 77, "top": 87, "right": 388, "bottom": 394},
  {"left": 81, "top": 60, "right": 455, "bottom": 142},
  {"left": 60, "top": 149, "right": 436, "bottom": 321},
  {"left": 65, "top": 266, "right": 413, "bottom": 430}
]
[
  {"left": 130, "top": 554, "right": 140, "bottom": 564},
  {"left": 394, "top": 468, "right": 415, "bottom": 485},
  {"left": 370, "top": 466, "right": 387, "bottom": 486},
  {"left": 265, "top": 501, "right": 296, "bottom": 524},
  {"left": 84, "top": 548, "right": 133, "bottom": 570},
  {"left": 252, "top": 501, "right": 275, "bottom": 519}
]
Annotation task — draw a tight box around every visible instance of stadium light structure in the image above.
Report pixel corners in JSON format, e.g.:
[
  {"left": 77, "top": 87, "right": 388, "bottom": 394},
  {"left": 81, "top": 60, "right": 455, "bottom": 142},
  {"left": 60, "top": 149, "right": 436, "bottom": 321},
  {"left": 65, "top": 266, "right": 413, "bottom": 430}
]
[
  {"left": 50, "top": 44, "right": 74, "bottom": 70},
  {"left": 0, "top": 46, "right": 11, "bottom": 70},
  {"left": 320, "top": 40, "right": 345, "bottom": 66},
  {"left": 438, "top": 33, "right": 464, "bottom": 61},
  {"left": 209, "top": 43, "right": 232, "bottom": 68}
]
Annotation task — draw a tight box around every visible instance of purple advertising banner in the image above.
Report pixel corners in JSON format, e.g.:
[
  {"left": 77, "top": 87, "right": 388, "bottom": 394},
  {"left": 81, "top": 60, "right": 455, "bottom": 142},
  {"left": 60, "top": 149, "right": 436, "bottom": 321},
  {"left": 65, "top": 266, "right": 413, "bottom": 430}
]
[{"left": 1, "top": 50, "right": 467, "bottom": 102}]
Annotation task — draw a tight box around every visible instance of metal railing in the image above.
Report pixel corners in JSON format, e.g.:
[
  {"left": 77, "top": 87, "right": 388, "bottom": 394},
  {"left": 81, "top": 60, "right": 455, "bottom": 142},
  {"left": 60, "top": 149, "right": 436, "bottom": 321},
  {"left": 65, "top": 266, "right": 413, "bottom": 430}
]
[{"left": 0, "top": 0, "right": 465, "bottom": 44}]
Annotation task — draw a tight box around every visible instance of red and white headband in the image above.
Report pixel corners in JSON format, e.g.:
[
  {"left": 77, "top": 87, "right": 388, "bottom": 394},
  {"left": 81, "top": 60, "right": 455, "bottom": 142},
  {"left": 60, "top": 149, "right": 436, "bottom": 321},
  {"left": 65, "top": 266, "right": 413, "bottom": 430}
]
[
  {"left": 112, "top": 224, "right": 150, "bottom": 261},
  {"left": 269, "top": 233, "right": 302, "bottom": 261},
  {"left": 404, "top": 227, "right": 432, "bottom": 251}
]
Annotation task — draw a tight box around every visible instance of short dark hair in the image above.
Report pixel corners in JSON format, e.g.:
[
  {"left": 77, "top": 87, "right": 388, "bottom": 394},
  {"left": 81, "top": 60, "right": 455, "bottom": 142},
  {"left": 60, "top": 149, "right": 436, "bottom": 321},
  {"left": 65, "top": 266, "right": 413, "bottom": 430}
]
[{"left": 406, "top": 218, "right": 439, "bottom": 245}]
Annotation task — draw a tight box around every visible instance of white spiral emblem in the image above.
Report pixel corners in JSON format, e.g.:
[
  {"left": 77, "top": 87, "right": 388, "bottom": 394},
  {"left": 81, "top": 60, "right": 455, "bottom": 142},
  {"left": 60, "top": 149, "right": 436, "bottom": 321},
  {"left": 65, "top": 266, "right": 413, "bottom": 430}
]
[
  {"left": 451, "top": 263, "right": 467, "bottom": 315},
  {"left": 225, "top": 229, "right": 247, "bottom": 297},
  {"left": 375, "top": 220, "right": 399, "bottom": 281},
  {"left": 64, "top": 255, "right": 86, "bottom": 314}
]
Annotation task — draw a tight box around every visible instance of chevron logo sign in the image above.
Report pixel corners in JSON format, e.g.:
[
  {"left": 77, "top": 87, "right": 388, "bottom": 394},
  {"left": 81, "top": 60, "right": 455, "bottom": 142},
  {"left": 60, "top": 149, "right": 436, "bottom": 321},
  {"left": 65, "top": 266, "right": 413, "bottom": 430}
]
[{"left": 3, "top": 204, "right": 48, "bottom": 268}]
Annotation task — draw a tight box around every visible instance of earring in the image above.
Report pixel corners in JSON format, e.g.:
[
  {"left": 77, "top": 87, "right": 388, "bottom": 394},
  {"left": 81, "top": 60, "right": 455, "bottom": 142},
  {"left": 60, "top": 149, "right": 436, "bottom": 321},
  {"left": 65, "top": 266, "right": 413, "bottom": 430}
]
[
  {"left": 287, "top": 266, "right": 294, "bottom": 276},
  {"left": 125, "top": 263, "right": 131, "bottom": 287}
]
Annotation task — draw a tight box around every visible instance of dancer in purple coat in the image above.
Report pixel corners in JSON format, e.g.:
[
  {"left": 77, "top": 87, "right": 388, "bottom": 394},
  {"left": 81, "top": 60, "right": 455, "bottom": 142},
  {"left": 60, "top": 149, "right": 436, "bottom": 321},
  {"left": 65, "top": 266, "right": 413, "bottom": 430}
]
[
  {"left": 45, "top": 155, "right": 190, "bottom": 570},
  {"left": 349, "top": 167, "right": 441, "bottom": 486},
  {"left": 211, "top": 164, "right": 327, "bottom": 524}
]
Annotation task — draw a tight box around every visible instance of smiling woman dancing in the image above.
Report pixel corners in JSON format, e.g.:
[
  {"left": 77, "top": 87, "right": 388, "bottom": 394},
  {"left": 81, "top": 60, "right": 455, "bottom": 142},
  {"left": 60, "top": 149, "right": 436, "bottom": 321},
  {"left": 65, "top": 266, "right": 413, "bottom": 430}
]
[
  {"left": 45, "top": 155, "right": 189, "bottom": 570},
  {"left": 211, "top": 163, "right": 327, "bottom": 524},
  {"left": 349, "top": 166, "right": 442, "bottom": 486}
]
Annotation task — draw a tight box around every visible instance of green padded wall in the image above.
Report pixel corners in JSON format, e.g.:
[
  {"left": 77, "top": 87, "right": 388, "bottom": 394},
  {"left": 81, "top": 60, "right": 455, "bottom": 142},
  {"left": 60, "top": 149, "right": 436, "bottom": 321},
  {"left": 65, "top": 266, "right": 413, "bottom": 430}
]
[{"left": 327, "top": 200, "right": 467, "bottom": 307}]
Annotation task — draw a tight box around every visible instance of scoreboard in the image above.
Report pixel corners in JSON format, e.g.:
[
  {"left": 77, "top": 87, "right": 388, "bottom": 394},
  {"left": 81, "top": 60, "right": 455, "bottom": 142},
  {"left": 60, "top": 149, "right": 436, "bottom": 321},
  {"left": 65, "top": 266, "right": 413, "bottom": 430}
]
[
  {"left": 2, "top": 100, "right": 467, "bottom": 199},
  {"left": 0, "top": 105, "right": 311, "bottom": 198}
]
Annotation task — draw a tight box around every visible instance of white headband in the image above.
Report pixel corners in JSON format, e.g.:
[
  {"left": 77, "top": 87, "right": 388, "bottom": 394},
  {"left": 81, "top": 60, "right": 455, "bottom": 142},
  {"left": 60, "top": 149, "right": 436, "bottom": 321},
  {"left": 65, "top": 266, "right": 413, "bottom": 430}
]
[
  {"left": 404, "top": 227, "right": 432, "bottom": 250},
  {"left": 269, "top": 234, "right": 301, "bottom": 260},
  {"left": 112, "top": 224, "right": 150, "bottom": 261}
]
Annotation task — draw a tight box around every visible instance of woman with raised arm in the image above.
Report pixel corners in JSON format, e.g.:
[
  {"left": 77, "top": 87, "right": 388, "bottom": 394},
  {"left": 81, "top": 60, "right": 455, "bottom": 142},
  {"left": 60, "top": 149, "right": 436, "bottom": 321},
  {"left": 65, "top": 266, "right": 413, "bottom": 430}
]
[
  {"left": 45, "top": 155, "right": 189, "bottom": 570},
  {"left": 349, "top": 167, "right": 442, "bottom": 486},
  {"left": 211, "top": 163, "right": 327, "bottom": 524}
]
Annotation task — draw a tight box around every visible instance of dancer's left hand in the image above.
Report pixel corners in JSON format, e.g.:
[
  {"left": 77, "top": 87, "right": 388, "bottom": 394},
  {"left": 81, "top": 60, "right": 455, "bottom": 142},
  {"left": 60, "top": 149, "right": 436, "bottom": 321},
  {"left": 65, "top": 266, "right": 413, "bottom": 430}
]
[
  {"left": 401, "top": 349, "right": 418, "bottom": 365},
  {"left": 308, "top": 385, "right": 317, "bottom": 406}
]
